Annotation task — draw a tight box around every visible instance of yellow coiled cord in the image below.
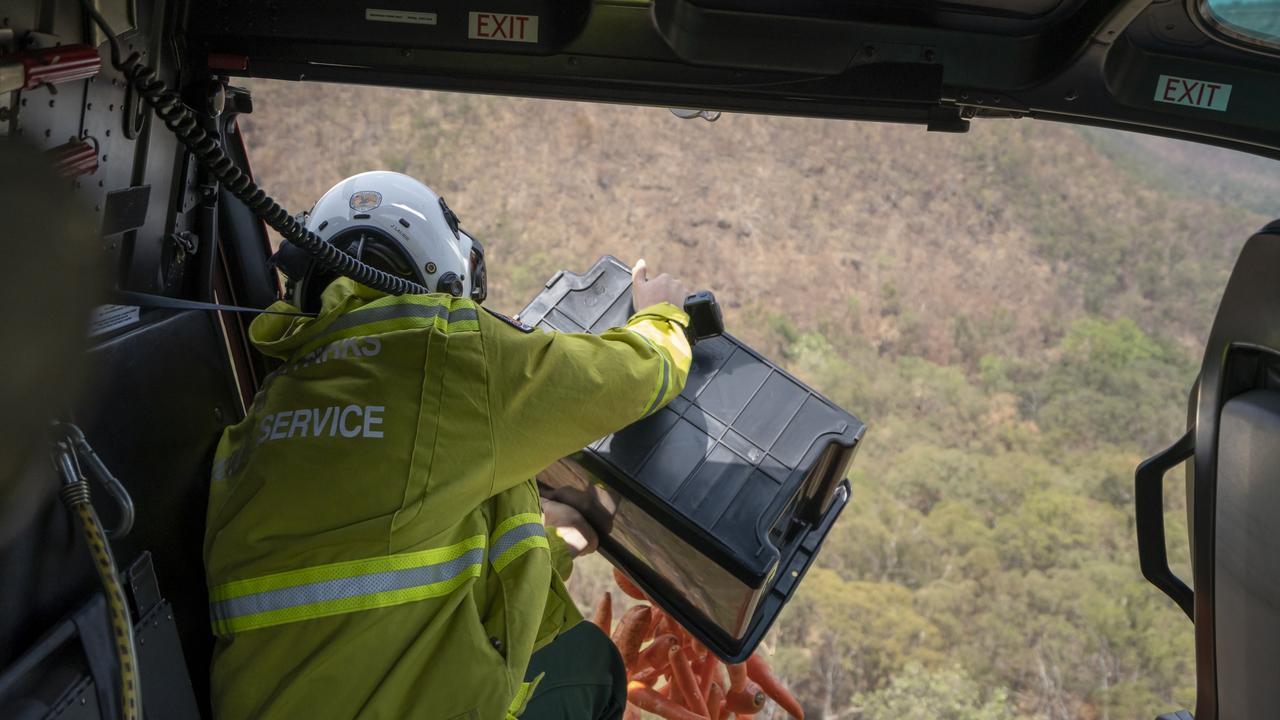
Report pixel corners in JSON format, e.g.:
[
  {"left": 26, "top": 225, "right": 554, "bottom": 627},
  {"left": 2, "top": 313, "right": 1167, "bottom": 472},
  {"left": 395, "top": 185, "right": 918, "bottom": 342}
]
[{"left": 56, "top": 448, "right": 141, "bottom": 720}]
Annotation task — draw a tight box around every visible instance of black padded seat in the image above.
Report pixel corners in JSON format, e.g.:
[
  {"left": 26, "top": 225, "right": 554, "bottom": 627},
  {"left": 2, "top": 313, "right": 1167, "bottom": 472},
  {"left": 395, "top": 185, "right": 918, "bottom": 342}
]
[
  {"left": 1137, "top": 223, "right": 1280, "bottom": 720},
  {"left": 1215, "top": 389, "right": 1280, "bottom": 719}
]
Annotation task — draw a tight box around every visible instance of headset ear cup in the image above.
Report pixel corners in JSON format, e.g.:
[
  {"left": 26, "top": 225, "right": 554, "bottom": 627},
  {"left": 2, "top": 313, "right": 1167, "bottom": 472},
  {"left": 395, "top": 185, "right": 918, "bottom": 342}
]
[
  {"left": 297, "top": 268, "right": 337, "bottom": 314},
  {"left": 270, "top": 242, "right": 316, "bottom": 283}
]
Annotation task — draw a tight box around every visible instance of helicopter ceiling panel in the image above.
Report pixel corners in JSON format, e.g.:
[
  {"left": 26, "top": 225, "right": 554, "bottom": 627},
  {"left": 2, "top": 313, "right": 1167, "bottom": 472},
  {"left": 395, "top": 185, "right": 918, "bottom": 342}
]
[
  {"left": 658, "top": 0, "right": 1080, "bottom": 30},
  {"left": 186, "top": 0, "right": 1280, "bottom": 159},
  {"left": 192, "top": 0, "right": 593, "bottom": 55}
]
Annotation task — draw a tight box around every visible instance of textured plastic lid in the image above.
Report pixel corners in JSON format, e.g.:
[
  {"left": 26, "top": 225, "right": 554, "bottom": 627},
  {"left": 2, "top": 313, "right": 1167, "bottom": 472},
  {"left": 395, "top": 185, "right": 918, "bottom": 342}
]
[{"left": 520, "top": 256, "right": 866, "bottom": 585}]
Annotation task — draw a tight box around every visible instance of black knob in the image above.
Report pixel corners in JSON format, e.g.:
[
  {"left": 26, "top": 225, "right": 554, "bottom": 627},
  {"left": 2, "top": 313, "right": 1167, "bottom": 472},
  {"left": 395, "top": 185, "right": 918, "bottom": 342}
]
[{"left": 436, "top": 271, "right": 463, "bottom": 297}]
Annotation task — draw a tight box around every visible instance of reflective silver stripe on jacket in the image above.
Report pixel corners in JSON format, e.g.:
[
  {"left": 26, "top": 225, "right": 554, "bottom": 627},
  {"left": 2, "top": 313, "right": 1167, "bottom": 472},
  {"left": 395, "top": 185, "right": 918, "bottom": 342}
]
[
  {"left": 210, "top": 547, "right": 484, "bottom": 625},
  {"left": 491, "top": 522, "right": 546, "bottom": 561}
]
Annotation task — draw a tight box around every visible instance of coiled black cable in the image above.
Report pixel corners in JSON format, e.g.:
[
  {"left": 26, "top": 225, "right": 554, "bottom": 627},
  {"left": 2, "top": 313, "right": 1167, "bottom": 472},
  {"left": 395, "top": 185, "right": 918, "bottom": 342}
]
[{"left": 79, "top": 0, "right": 428, "bottom": 297}]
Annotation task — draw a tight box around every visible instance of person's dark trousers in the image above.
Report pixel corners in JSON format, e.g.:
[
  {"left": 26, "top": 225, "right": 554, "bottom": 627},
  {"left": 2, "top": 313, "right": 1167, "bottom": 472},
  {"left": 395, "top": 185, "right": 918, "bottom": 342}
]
[{"left": 522, "top": 620, "right": 627, "bottom": 719}]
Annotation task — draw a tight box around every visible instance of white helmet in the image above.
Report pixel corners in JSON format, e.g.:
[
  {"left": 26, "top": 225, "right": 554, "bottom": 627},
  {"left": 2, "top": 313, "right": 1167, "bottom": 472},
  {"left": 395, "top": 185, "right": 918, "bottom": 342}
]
[{"left": 287, "top": 171, "right": 486, "bottom": 310}]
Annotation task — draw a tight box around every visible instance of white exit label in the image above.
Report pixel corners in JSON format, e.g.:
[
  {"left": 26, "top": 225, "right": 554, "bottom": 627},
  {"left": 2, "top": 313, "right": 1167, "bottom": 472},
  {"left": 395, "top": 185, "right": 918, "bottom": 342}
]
[
  {"left": 1154, "top": 74, "right": 1232, "bottom": 112},
  {"left": 468, "top": 12, "right": 539, "bottom": 43}
]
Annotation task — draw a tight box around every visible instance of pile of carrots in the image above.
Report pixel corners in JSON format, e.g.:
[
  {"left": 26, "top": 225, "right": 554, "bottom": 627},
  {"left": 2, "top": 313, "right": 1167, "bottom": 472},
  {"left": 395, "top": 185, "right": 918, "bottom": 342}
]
[{"left": 595, "top": 568, "right": 804, "bottom": 720}]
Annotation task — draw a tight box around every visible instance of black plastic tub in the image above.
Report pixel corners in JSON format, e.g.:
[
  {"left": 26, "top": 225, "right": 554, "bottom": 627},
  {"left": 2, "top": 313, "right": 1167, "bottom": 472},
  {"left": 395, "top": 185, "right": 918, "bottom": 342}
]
[{"left": 520, "top": 256, "right": 865, "bottom": 661}]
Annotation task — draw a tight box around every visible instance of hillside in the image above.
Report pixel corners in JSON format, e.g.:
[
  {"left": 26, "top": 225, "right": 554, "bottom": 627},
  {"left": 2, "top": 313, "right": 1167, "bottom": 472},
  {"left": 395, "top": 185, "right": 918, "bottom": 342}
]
[{"left": 237, "top": 78, "right": 1276, "bottom": 719}]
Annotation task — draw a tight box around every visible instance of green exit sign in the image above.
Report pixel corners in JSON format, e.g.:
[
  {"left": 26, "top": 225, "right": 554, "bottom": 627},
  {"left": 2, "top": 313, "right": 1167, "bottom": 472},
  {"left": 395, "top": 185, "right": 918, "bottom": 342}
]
[{"left": 1154, "top": 74, "right": 1232, "bottom": 112}]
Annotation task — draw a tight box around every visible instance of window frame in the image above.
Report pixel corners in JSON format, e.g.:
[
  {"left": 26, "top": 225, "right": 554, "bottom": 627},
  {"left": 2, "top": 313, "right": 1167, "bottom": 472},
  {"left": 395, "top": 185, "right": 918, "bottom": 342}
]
[{"left": 1194, "top": 0, "right": 1280, "bottom": 56}]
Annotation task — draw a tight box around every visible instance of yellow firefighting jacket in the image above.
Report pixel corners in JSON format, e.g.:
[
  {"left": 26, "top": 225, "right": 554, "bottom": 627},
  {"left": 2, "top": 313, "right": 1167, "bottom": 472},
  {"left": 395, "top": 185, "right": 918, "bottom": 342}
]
[{"left": 204, "top": 277, "right": 691, "bottom": 719}]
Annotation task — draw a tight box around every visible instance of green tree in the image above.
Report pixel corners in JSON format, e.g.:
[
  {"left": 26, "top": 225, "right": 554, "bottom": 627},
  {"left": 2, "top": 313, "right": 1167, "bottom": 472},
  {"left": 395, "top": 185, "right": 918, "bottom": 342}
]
[
  {"left": 779, "top": 570, "right": 941, "bottom": 718},
  {"left": 855, "top": 664, "right": 1017, "bottom": 720},
  {"left": 1037, "top": 318, "right": 1191, "bottom": 449},
  {"left": 993, "top": 490, "right": 1126, "bottom": 572}
]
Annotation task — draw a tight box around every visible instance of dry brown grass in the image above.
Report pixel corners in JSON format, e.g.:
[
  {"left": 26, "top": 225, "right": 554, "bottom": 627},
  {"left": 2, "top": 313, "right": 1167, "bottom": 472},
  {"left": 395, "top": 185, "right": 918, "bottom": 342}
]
[{"left": 237, "top": 79, "right": 1265, "bottom": 366}]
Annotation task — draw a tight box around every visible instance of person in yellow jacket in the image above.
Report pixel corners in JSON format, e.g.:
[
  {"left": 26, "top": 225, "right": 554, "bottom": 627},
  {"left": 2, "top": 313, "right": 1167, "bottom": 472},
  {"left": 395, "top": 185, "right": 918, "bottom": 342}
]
[{"left": 204, "top": 171, "right": 694, "bottom": 719}]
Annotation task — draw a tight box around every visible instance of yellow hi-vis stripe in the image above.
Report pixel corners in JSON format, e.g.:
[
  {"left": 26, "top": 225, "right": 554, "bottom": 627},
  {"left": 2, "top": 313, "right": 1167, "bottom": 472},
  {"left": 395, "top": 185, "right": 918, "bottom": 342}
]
[
  {"left": 506, "top": 673, "right": 544, "bottom": 719},
  {"left": 625, "top": 313, "right": 690, "bottom": 416},
  {"left": 296, "top": 295, "right": 480, "bottom": 357},
  {"left": 628, "top": 331, "right": 673, "bottom": 417},
  {"left": 489, "top": 514, "right": 549, "bottom": 573},
  {"left": 209, "top": 535, "right": 485, "bottom": 635},
  {"left": 208, "top": 516, "right": 553, "bottom": 635}
]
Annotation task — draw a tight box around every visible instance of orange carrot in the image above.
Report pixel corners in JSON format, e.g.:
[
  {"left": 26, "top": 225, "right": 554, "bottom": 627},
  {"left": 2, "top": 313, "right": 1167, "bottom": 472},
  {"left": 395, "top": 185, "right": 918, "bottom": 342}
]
[
  {"left": 647, "top": 607, "right": 665, "bottom": 637},
  {"left": 724, "top": 682, "right": 767, "bottom": 715},
  {"left": 685, "top": 637, "right": 709, "bottom": 673},
  {"left": 745, "top": 654, "right": 804, "bottom": 719},
  {"left": 637, "top": 634, "right": 680, "bottom": 672},
  {"left": 670, "top": 646, "right": 710, "bottom": 717},
  {"left": 697, "top": 654, "right": 719, "bottom": 696},
  {"left": 707, "top": 682, "right": 726, "bottom": 720},
  {"left": 629, "top": 685, "right": 708, "bottom": 720},
  {"left": 592, "top": 591, "right": 613, "bottom": 635},
  {"left": 623, "top": 704, "right": 642, "bottom": 720},
  {"left": 632, "top": 667, "right": 660, "bottom": 685},
  {"left": 611, "top": 606, "right": 653, "bottom": 669},
  {"left": 687, "top": 635, "right": 707, "bottom": 655},
  {"left": 708, "top": 660, "right": 727, "bottom": 697},
  {"left": 691, "top": 653, "right": 707, "bottom": 691},
  {"left": 727, "top": 662, "right": 748, "bottom": 691},
  {"left": 613, "top": 568, "right": 646, "bottom": 599},
  {"left": 656, "top": 614, "right": 681, "bottom": 641}
]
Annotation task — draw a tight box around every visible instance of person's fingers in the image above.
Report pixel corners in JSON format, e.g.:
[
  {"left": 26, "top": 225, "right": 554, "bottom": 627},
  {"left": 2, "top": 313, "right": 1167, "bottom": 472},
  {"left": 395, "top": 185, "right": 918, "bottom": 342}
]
[
  {"left": 632, "top": 258, "right": 648, "bottom": 288},
  {"left": 542, "top": 498, "right": 599, "bottom": 557},
  {"left": 557, "top": 513, "right": 598, "bottom": 556},
  {"left": 579, "top": 523, "right": 599, "bottom": 555},
  {"left": 554, "top": 525, "right": 595, "bottom": 557}
]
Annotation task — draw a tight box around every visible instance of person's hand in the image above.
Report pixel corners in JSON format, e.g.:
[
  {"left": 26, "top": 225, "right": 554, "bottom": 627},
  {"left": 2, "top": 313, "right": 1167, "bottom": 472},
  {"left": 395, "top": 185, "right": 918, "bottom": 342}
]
[
  {"left": 631, "top": 259, "right": 690, "bottom": 312},
  {"left": 541, "top": 497, "right": 599, "bottom": 558}
]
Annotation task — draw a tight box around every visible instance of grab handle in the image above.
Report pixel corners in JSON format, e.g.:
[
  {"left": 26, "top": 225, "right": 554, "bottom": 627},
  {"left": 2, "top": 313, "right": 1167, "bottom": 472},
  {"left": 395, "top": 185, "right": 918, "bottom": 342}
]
[
  {"left": 1135, "top": 429, "right": 1195, "bottom": 620},
  {"left": 682, "top": 291, "right": 724, "bottom": 346}
]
